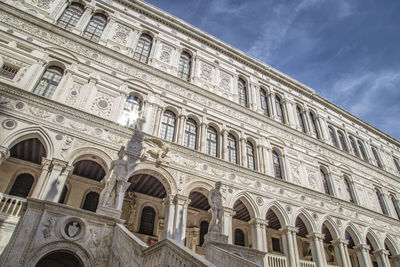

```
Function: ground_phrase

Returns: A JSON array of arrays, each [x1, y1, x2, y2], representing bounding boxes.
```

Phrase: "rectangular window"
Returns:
[[0, 64, 19, 79], [272, 237, 281, 252]]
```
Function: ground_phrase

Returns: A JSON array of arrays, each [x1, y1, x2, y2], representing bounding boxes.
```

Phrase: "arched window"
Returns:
[[337, 131, 349, 152], [357, 140, 368, 161], [238, 78, 248, 107], [134, 34, 153, 64], [83, 13, 107, 41], [82, 191, 99, 212], [183, 119, 197, 149], [227, 134, 237, 164], [390, 195, 400, 220], [36, 251, 83, 267], [120, 93, 142, 128], [58, 185, 68, 204], [393, 157, 400, 173], [234, 228, 245, 246], [73, 160, 105, 181], [309, 112, 320, 139], [57, 2, 84, 29], [246, 141, 255, 170], [199, 221, 209, 246], [206, 126, 218, 157], [344, 176, 356, 203], [349, 136, 360, 157], [260, 89, 270, 116], [328, 127, 339, 148], [159, 110, 176, 142], [33, 66, 64, 98], [296, 106, 306, 133], [371, 146, 383, 168], [320, 168, 332, 195], [272, 150, 282, 179], [178, 52, 191, 81], [275, 96, 285, 123], [8, 173, 34, 198], [375, 188, 389, 215], [139, 206, 156, 236]]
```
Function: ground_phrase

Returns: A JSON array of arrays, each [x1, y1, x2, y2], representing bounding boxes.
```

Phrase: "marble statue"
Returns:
[[208, 181, 223, 233]]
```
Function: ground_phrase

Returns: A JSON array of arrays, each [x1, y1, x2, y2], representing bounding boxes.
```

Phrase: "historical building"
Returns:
[[0, 0, 399, 266]]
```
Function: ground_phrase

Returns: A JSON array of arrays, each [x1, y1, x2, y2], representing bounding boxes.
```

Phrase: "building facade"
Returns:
[[0, 0, 400, 266]]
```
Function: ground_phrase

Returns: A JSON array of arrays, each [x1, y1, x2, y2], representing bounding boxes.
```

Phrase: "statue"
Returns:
[[99, 146, 130, 210], [140, 137, 171, 165], [208, 181, 224, 234]]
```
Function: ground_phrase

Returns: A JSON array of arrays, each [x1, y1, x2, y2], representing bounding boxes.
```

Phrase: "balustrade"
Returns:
[[300, 259, 316, 267], [0, 193, 26, 217], [267, 253, 287, 267]]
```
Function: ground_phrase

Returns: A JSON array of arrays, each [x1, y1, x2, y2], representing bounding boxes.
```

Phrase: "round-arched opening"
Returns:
[[128, 174, 167, 198], [73, 160, 105, 181], [35, 250, 83, 267], [295, 217, 312, 260], [233, 199, 250, 222], [234, 228, 245, 247], [189, 191, 210, 211], [9, 173, 34, 198], [82, 191, 99, 212], [10, 138, 46, 164], [266, 209, 283, 254]]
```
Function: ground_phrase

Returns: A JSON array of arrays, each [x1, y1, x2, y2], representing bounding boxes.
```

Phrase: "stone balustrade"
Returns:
[[0, 193, 26, 217], [207, 246, 260, 267], [300, 259, 316, 267], [267, 253, 287, 267]]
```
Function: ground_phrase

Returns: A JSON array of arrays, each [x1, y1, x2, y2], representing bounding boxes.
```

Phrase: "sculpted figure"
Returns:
[[140, 138, 171, 164], [208, 181, 224, 233], [100, 146, 129, 209]]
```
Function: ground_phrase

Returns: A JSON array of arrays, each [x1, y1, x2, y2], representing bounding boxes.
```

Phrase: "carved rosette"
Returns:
[[112, 24, 131, 45]]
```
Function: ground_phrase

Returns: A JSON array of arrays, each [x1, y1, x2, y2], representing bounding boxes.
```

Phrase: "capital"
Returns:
[[353, 244, 370, 252], [174, 194, 190, 206], [331, 238, 349, 247], [373, 249, 389, 256], [306, 232, 325, 241], [249, 218, 268, 227], [279, 225, 298, 234], [223, 207, 236, 217]]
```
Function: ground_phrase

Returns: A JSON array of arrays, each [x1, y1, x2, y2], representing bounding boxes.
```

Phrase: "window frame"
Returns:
[[183, 118, 198, 149], [57, 2, 84, 29], [272, 150, 283, 179], [238, 78, 248, 107], [134, 33, 153, 64], [83, 12, 107, 42], [178, 51, 192, 81], [246, 141, 255, 170], [296, 105, 306, 133], [159, 110, 176, 142], [227, 133, 238, 164], [33, 65, 64, 98], [206, 126, 218, 157]]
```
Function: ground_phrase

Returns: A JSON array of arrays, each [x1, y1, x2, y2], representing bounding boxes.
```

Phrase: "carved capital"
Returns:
[[174, 194, 190, 206], [279, 225, 298, 234], [373, 249, 389, 256], [306, 232, 325, 241], [41, 158, 52, 170], [51, 159, 68, 171], [331, 238, 348, 247], [249, 218, 268, 227], [353, 244, 370, 252]]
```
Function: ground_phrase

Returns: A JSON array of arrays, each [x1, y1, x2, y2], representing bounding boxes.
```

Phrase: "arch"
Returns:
[[139, 206, 156, 236], [36, 250, 83, 267], [199, 220, 209, 246], [384, 235, 400, 255], [292, 209, 316, 233], [45, 47, 81, 62], [83, 12, 108, 41], [9, 138, 46, 165], [25, 241, 95, 267], [73, 160, 105, 182], [366, 230, 382, 251], [134, 33, 153, 64], [267, 135, 287, 147], [320, 216, 340, 240], [183, 180, 213, 198], [8, 173, 35, 198], [124, 78, 155, 93], [68, 146, 112, 169], [262, 201, 290, 226], [344, 222, 362, 245], [2, 126, 54, 159], [238, 77, 248, 108], [315, 154, 332, 165], [234, 228, 246, 246], [229, 191, 260, 218], [81, 191, 99, 212], [188, 191, 210, 211]]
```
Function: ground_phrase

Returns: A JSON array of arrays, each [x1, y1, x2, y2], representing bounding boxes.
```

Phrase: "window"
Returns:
[[272, 150, 282, 179], [83, 13, 107, 42], [371, 147, 383, 168], [82, 191, 99, 212], [159, 110, 176, 142], [296, 106, 306, 133], [227, 134, 237, 164], [328, 127, 339, 148], [393, 157, 400, 173], [390, 195, 400, 220], [199, 221, 209, 246], [238, 78, 248, 107], [206, 127, 218, 157], [246, 141, 255, 170], [337, 131, 349, 152], [349, 136, 360, 157], [178, 52, 191, 81], [139, 206, 156, 236], [376, 188, 389, 215], [320, 168, 332, 195], [183, 119, 197, 149], [134, 34, 152, 64], [344, 176, 355, 203], [120, 93, 142, 128], [0, 64, 19, 79], [234, 228, 245, 246], [357, 140, 368, 161], [272, 237, 281, 252], [57, 2, 84, 29], [309, 112, 320, 139], [9, 173, 34, 198], [275, 96, 285, 123], [33, 66, 64, 98], [260, 89, 270, 116]]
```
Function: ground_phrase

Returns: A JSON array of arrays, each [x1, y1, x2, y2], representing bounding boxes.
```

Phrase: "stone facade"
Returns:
[[0, 0, 400, 266]]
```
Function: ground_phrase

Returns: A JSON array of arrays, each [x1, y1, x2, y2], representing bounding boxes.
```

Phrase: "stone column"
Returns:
[[31, 158, 52, 199], [279, 226, 299, 267], [266, 91, 273, 117], [39, 159, 69, 202], [173, 194, 190, 244], [249, 218, 268, 251], [152, 106, 163, 136], [374, 249, 390, 267], [200, 122, 207, 153], [240, 137, 246, 167], [222, 207, 235, 244], [331, 238, 350, 267], [162, 195, 175, 239], [307, 232, 326, 267], [177, 114, 187, 144], [257, 145, 265, 173], [354, 244, 373, 267], [221, 129, 228, 161], [0, 146, 9, 166]]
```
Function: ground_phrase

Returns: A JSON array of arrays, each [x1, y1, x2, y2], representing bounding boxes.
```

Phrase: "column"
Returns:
[[331, 238, 350, 267], [173, 194, 190, 244], [0, 146, 9, 166], [354, 244, 373, 267], [279, 226, 299, 267], [240, 137, 246, 167], [177, 114, 187, 144], [221, 129, 228, 161], [373, 249, 390, 267], [307, 232, 326, 267], [222, 207, 235, 244], [266, 91, 273, 118], [40, 159, 69, 202], [31, 158, 52, 199], [199, 123, 207, 153], [257, 145, 265, 173], [249, 218, 268, 251], [162, 194, 175, 239], [152, 106, 163, 136]]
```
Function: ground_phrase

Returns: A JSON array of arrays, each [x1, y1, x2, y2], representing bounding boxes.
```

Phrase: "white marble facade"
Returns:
[[0, 0, 400, 266]]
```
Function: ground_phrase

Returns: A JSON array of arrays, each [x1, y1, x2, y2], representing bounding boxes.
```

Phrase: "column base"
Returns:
[[204, 232, 229, 244], [97, 206, 122, 219]]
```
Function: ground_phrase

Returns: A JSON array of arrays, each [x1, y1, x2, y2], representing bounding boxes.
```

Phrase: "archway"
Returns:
[[35, 250, 83, 267], [233, 199, 252, 247], [295, 216, 312, 261], [385, 237, 398, 266], [366, 233, 379, 267], [322, 222, 337, 265], [265, 208, 284, 255], [345, 227, 360, 267]]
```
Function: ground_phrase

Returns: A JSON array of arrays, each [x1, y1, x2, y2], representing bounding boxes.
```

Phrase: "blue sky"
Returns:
[[145, 0, 400, 141]]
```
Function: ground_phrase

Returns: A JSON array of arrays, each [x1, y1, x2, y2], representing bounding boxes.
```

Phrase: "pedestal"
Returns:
[[204, 231, 229, 244], [97, 206, 123, 218]]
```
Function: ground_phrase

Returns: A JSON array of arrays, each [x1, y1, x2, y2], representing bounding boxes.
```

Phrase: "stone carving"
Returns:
[[99, 146, 130, 209], [32, 0, 54, 10], [208, 181, 223, 234], [92, 95, 112, 117], [125, 191, 137, 231], [160, 44, 172, 63], [42, 217, 55, 238], [65, 221, 81, 238], [29, 106, 50, 118], [65, 83, 81, 105], [200, 62, 212, 82], [60, 136, 73, 159], [219, 72, 231, 91], [113, 24, 131, 45], [140, 138, 171, 165]]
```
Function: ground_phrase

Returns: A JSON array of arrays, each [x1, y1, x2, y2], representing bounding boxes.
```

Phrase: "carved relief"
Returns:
[[140, 138, 171, 165], [91, 95, 113, 117], [65, 83, 81, 105], [219, 71, 232, 91], [160, 44, 173, 63], [29, 106, 51, 118], [31, 0, 55, 10], [113, 24, 131, 45], [200, 62, 212, 82], [60, 136, 73, 160], [42, 216, 55, 239]]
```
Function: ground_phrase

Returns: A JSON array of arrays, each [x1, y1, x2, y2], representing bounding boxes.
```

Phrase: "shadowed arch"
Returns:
[[385, 235, 400, 255], [229, 191, 260, 218], [366, 230, 381, 251], [344, 223, 362, 246], [320, 216, 340, 240], [263, 201, 289, 226], [68, 147, 112, 169], [183, 181, 213, 197], [292, 209, 316, 234]]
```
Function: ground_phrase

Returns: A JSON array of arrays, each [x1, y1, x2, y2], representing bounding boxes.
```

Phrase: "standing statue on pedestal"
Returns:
[[99, 146, 130, 210], [208, 181, 224, 234]]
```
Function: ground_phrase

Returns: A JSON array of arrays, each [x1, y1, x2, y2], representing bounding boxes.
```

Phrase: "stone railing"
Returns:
[[142, 238, 214, 267], [300, 259, 316, 267], [0, 193, 25, 217], [267, 253, 287, 267], [206, 242, 266, 266], [206, 245, 260, 267]]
